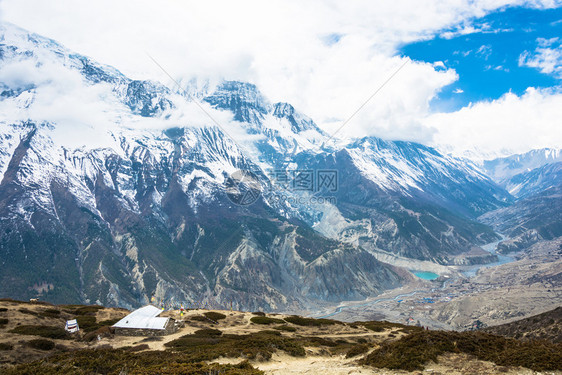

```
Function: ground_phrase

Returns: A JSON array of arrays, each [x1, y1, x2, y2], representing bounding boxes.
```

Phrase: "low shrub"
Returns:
[[204, 312, 227, 321], [3, 348, 264, 374], [165, 330, 306, 361], [252, 311, 265, 316], [0, 308, 8, 312], [273, 325, 297, 332], [304, 336, 338, 347], [76, 316, 98, 332], [98, 318, 120, 326], [194, 328, 223, 337], [40, 308, 61, 318], [256, 330, 281, 336], [0, 298, 20, 303], [0, 318, 8, 325], [27, 339, 55, 351], [362, 330, 562, 372], [125, 344, 150, 352], [346, 343, 369, 358], [10, 325, 69, 340], [83, 326, 114, 342], [250, 316, 285, 325], [75, 316, 117, 333], [18, 308, 39, 316], [74, 305, 104, 315], [0, 342, 13, 350]]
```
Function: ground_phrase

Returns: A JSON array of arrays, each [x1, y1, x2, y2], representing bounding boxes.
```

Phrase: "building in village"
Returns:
[[112, 305, 179, 336]]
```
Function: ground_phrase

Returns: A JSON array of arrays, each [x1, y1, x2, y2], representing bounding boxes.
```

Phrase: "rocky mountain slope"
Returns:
[[480, 185, 562, 253], [500, 161, 562, 199], [483, 149, 562, 198], [0, 22, 514, 309], [479, 148, 562, 253]]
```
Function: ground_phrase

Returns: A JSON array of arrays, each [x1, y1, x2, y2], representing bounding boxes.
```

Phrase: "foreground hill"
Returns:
[[484, 306, 562, 343], [0, 299, 561, 374]]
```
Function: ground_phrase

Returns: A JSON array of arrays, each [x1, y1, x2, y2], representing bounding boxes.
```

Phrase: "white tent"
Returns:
[[112, 305, 170, 330]]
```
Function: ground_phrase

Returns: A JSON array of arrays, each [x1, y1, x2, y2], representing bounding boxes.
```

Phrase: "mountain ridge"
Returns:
[[0, 22, 516, 310]]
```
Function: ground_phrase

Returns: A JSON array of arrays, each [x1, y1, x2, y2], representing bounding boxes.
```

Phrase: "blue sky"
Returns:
[[401, 6, 562, 112]]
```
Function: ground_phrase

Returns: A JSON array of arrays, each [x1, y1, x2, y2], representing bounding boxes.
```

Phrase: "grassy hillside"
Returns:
[[1, 299, 561, 374]]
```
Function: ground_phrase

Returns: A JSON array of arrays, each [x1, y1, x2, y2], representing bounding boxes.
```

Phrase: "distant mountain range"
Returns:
[[483, 149, 562, 198], [0, 22, 559, 310], [480, 184, 562, 253], [479, 149, 562, 253]]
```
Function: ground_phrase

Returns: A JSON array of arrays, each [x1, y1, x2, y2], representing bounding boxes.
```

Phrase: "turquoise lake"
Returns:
[[413, 271, 439, 280]]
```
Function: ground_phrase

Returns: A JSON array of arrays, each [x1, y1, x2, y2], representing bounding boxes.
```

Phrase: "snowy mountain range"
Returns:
[[0, 22, 558, 310], [483, 149, 562, 198]]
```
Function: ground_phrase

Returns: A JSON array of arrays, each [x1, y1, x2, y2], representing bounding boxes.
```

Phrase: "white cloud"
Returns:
[[426, 87, 562, 158], [537, 36, 559, 46], [441, 23, 492, 39], [519, 37, 562, 78], [0, 54, 125, 149], [0, 50, 260, 153], [1, 0, 561, 155], [476, 44, 493, 59]]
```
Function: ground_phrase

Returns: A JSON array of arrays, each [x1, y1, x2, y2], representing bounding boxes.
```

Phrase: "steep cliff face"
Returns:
[[499, 162, 562, 199], [0, 23, 511, 309], [291, 140, 508, 263]]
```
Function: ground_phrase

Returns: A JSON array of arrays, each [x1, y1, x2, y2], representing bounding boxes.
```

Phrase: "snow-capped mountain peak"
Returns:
[[0, 23, 516, 309]]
